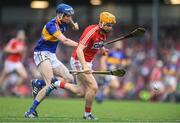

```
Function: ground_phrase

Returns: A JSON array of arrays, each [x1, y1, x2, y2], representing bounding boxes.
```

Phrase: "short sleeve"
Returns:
[[79, 26, 97, 46], [8, 39, 17, 49], [46, 22, 62, 37]]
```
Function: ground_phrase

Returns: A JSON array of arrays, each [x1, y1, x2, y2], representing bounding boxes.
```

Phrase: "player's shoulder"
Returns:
[[87, 24, 98, 28], [8, 38, 17, 44], [108, 50, 119, 56], [83, 24, 99, 35], [45, 18, 56, 27], [46, 17, 67, 28], [6, 38, 18, 47], [85, 24, 99, 31]]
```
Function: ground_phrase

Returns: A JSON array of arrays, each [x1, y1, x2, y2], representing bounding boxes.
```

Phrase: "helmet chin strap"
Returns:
[[99, 22, 110, 33], [99, 22, 104, 28], [57, 13, 64, 21]]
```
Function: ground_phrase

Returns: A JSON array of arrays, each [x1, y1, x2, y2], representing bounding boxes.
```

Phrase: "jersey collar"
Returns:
[[56, 17, 62, 25]]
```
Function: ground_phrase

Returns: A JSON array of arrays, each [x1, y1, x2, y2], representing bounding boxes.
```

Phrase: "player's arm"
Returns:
[[21, 44, 27, 61], [100, 55, 108, 71], [76, 26, 95, 72], [76, 44, 91, 72], [4, 43, 13, 53], [69, 19, 79, 30], [100, 46, 109, 56], [99, 46, 109, 70], [56, 34, 78, 47], [47, 23, 78, 47], [4, 41, 19, 53]]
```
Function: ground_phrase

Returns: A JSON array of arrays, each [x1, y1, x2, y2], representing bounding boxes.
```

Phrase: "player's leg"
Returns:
[[31, 79, 46, 98], [0, 68, 8, 86], [70, 57, 98, 120], [52, 61, 85, 96], [77, 73, 98, 120], [96, 76, 119, 103], [31, 52, 53, 98], [104, 76, 119, 96], [95, 77, 107, 103], [15, 63, 27, 86], [13, 63, 28, 95], [31, 54, 85, 97], [35, 59, 55, 100], [25, 59, 55, 118], [0, 61, 13, 93], [0, 68, 9, 94]]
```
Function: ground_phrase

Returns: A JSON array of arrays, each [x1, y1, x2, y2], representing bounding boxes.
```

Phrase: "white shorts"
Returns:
[[4, 60, 23, 73], [105, 75, 117, 82], [34, 51, 61, 68], [150, 81, 164, 91], [70, 57, 93, 70]]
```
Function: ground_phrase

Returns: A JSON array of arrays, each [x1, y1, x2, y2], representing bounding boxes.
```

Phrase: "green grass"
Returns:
[[0, 97, 180, 122]]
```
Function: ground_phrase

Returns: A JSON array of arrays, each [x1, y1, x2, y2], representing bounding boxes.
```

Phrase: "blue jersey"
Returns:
[[34, 17, 68, 53], [106, 50, 126, 69]]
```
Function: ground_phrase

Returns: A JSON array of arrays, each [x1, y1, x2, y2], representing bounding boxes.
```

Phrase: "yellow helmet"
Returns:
[[99, 12, 116, 24]]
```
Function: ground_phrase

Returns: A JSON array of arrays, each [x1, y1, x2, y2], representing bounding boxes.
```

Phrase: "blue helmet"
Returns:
[[56, 3, 74, 15]]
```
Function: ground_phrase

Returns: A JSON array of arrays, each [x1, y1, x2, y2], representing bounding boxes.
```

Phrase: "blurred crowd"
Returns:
[[0, 23, 179, 102]]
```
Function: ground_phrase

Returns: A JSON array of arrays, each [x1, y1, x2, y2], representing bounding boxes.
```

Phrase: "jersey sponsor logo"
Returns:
[[92, 41, 103, 49]]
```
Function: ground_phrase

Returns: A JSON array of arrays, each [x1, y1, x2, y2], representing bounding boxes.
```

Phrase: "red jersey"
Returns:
[[72, 24, 108, 62], [151, 67, 162, 81], [6, 39, 25, 62]]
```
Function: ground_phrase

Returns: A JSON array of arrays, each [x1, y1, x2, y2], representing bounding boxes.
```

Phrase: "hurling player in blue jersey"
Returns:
[[96, 42, 129, 103], [24, 3, 82, 118]]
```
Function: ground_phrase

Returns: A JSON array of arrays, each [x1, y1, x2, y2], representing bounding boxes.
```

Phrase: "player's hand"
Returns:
[[72, 22, 79, 30], [83, 65, 92, 74], [100, 47, 109, 56]]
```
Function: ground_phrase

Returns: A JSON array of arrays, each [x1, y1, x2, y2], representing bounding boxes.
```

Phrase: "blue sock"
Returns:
[[30, 99, 39, 112], [36, 79, 46, 88]]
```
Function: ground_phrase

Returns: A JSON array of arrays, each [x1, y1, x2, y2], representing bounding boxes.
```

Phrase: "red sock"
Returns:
[[59, 81, 66, 89], [85, 107, 91, 113]]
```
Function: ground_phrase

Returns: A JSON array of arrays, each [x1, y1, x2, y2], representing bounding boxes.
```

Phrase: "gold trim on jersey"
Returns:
[[107, 57, 122, 65], [42, 21, 62, 42], [107, 57, 129, 66]]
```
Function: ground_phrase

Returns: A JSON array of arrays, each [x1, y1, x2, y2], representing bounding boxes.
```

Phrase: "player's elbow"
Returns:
[[4, 46, 10, 52], [76, 47, 81, 53], [76, 45, 84, 53], [76, 48, 83, 58]]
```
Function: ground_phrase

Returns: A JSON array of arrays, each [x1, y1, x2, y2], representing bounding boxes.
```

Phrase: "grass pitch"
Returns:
[[0, 97, 180, 122]]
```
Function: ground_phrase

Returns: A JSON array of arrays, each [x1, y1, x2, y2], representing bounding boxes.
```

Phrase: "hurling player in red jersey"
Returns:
[[0, 30, 27, 95], [70, 12, 116, 120]]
